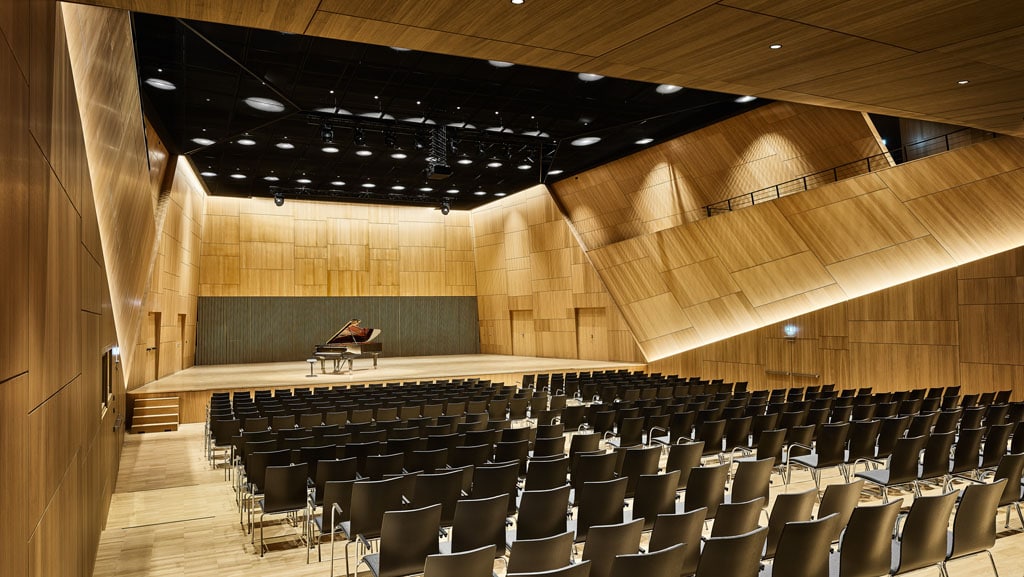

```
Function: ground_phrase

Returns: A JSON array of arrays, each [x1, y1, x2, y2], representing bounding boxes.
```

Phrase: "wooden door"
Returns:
[[576, 308, 608, 360], [146, 311, 161, 382], [511, 310, 536, 357]]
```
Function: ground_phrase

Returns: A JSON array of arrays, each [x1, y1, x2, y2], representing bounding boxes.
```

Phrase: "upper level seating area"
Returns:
[[204, 372, 1024, 576]]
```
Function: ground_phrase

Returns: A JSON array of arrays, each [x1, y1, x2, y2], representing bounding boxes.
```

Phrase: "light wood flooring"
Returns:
[[93, 424, 1024, 577]]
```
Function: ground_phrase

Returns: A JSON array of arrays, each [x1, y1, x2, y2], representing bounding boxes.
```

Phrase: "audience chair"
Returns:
[[764, 488, 817, 560], [816, 479, 864, 543], [359, 503, 442, 577], [889, 490, 958, 575], [609, 542, 686, 577], [693, 526, 767, 577], [580, 518, 644, 577], [254, 463, 309, 558], [506, 531, 575, 574], [855, 435, 927, 503], [571, 477, 627, 543], [665, 441, 705, 492], [507, 484, 571, 546], [647, 507, 706, 577], [471, 460, 521, 516], [758, 513, 839, 577], [709, 496, 764, 538], [507, 560, 591, 577], [626, 471, 681, 531], [942, 479, 1007, 577], [332, 476, 405, 577], [827, 498, 902, 577], [423, 545, 496, 577], [444, 494, 509, 557], [682, 463, 729, 519]]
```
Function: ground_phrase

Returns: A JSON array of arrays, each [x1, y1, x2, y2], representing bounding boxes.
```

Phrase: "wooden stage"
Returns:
[[130, 354, 645, 424]]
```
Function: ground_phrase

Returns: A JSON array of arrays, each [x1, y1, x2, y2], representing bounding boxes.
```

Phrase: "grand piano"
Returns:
[[313, 319, 383, 373]]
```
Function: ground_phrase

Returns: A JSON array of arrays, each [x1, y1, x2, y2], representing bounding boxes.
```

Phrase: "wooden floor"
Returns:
[[93, 424, 1024, 577]]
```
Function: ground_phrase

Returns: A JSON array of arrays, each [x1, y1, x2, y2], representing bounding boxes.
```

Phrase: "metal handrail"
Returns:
[[702, 128, 997, 217]]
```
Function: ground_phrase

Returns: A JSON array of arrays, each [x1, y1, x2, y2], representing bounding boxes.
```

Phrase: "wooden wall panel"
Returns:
[[200, 197, 475, 298], [470, 186, 643, 363], [554, 103, 883, 249]]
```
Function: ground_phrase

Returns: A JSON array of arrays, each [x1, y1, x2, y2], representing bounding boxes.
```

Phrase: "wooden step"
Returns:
[[131, 422, 179, 434], [134, 396, 179, 408], [133, 412, 180, 426], [134, 404, 179, 417]]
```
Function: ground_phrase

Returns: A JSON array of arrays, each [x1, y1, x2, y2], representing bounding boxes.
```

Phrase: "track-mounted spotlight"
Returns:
[[273, 192, 285, 207], [320, 124, 334, 143], [353, 127, 366, 147], [440, 199, 451, 215]]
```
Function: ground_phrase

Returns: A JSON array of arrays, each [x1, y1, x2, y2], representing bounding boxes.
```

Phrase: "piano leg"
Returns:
[[371, 353, 379, 369], [331, 357, 342, 373], [318, 357, 327, 374], [346, 358, 354, 373]]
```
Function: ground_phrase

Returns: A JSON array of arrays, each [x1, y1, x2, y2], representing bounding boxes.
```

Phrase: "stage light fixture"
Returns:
[[320, 124, 334, 143], [353, 127, 366, 146], [273, 192, 285, 207], [440, 199, 451, 215]]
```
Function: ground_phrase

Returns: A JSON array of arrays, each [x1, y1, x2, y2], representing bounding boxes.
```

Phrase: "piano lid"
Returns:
[[326, 319, 381, 344]]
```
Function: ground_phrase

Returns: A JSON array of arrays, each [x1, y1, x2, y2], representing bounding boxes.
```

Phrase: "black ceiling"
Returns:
[[133, 13, 766, 210]]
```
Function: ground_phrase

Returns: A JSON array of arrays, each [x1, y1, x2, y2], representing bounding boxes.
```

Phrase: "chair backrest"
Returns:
[[423, 544, 496, 577], [609, 542, 686, 577], [665, 441, 704, 490], [817, 479, 864, 542], [495, 439, 530, 476], [950, 428, 986, 475], [814, 422, 851, 467], [377, 504, 442, 577], [932, 408, 962, 434], [648, 507, 706, 577], [730, 457, 773, 503], [949, 479, 1007, 560], [684, 463, 729, 518], [364, 452, 406, 480], [471, 461, 520, 515], [919, 431, 955, 480], [845, 420, 880, 464], [247, 449, 291, 492], [771, 513, 839, 577], [906, 412, 937, 438], [694, 526, 768, 577], [616, 445, 662, 497], [575, 477, 627, 541], [322, 479, 355, 530], [452, 494, 508, 557], [508, 561, 591, 577], [764, 487, 817, 559], [411, 468, 463, 527], [262, 463, 309, 513], [525, 456, 569, 491], [991, 452, 1024, 506], [696, 419, 726, 454], [313, 457, 358, 505], [571, 451, 618, 495], [581, 518, 644, 577], [893, 490, 957, 574], [836, 499, 903, 577], [533, 436, 567, 458], [630, 471, 681, 531], [981, 423, 1013, 469], [710, 496, 764, 538], [875, 415, 911, 459], [754, 428, 786, 465], [507, 531, 575, 574], [349, 476, 406, 541], [616, 417, 646, 447], [887, 435, 928, 484], [516, 484, 571, 540]]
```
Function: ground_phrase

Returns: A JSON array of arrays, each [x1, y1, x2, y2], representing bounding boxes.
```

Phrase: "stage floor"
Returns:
[[134, 354, 645, 395]]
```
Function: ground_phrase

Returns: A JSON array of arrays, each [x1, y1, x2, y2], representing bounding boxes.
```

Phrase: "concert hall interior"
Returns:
[[3, 2, 1024, 577]]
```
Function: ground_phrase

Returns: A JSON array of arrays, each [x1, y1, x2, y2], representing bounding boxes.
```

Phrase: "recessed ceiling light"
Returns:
[[243, 96, 286, 112], [144, 78, 176, 90], [322, 146, 340, 153], [769, 43, 783, 50], [494, 192, 507, 197], [296, 178, 312, 184], [264, 176, 279, 182], [275, 141, 295, 150], [200, 171, 217, 177], [489, 60, 515, 68], [390, 152, 408, 159], [331, 180, 345, 186], [446, 188, 459, 194], [361, 183, 376, 188], [522, 130, 550, 137], [191, 137, 215, 146], [391, 185, 406, 191], [656, 84, 683, 94], [457, 158, 473, 165], [419, 186, 433, 192], [635, 138, 654, 145], [548, 169, 564, 176], [230, 173, 246, 180], [511, 0, 524, 4], [390, 46, 412, 52], [517, 163, 532, 170], [474, 190, 487, 196], [355, 149, 373, 157], [578, 73, 604, 82], [314, 107, 352, 115], [237, 138, 256, 146], [735, 95, 757, 103], [487, 161, 503, 168], [957, 79, 970, 85], [571, 136, 601, 147]]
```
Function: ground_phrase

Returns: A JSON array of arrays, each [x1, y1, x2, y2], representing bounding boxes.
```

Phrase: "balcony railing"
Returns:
[[702, 128, 997, 218]]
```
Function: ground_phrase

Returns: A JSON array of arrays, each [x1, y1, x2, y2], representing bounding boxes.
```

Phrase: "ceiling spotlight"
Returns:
[[511, 0, 525, 4], [487, 161, 503, 168], [489, 60, 515, 68], [419, 186, 433, 192], [352, 127, 366, 146], [355, 149, 373, 157], [446, 188, 459, 194], [275, 141, 295, 150], [578, 73, 604, 82], [264, 176, 279, 182], [331, 180, 345, 186], [735, 95, 757, 103], [391, 184, 406, 191], [200, 171, 217, 177], [473, 190, 487, 196], [571, 136, 601, 147], [457, 158, 473, 165], [273, 192, 284, 207], [548, 169, 564, 176], [391, 152, 408, 159], [296, 178, 312, 184], [517, 163, 532, 170], [494, 192, 507, 197], [440, 199, 451, 215], [237, 138, 256, 146], [635, 138, 654, 145], [322, 145, 340, 153], [957, 79, 970, 85], [191, 137, 216, 146], [361, 183, 376, 188], [230, 173, 246, 180], [144, 78, 176, 91], [321, 124, 335, 143], [243, 96, 285, 112], [655, 84, 683, 94], [769, 43, 783, 50]]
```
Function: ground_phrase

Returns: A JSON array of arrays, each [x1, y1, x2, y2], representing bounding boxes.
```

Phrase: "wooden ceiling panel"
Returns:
[[877, 138, 1024, 202], [73, 0, 322, 33], [315, 0, 717, 57], [936, 25, 1024, 72], [721, 0, 1024, 53], [599, 5, 913, 92]]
